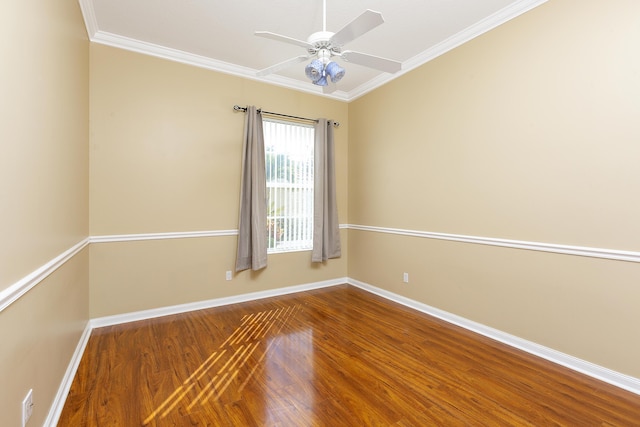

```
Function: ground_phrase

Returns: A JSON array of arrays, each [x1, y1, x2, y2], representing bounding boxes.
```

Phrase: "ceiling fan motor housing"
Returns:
[[307, 31, 342, 58]]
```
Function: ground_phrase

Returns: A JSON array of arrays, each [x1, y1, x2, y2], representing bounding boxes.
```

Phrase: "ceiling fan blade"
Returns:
[[256, 55, 309, 77], [341, 50, 401, 74], [330, 10, 384, 47], [255, 31, 314, 50]]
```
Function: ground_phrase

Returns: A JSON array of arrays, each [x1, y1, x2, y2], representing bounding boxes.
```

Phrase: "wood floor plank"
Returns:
[[58, 285, 640, 426]]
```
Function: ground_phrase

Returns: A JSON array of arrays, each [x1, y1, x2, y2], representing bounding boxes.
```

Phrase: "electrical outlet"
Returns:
[[22, 389, 33, 427], [403, 272, 409, 283], [225, 270, 232, 281]]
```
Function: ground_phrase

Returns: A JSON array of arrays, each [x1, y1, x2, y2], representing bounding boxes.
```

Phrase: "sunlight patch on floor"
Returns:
[[143, 304, 302, 424]]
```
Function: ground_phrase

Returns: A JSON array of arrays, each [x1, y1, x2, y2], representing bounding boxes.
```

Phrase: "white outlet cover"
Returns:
[[22, 389, 33, 426]]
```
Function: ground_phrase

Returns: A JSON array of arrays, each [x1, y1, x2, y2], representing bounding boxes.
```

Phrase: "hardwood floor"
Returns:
[[58, 285, 640, 426]]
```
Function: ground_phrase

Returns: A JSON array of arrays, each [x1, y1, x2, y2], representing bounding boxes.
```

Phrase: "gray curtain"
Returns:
[[312, 119, 341, 262], [235, 106, 267, 272]]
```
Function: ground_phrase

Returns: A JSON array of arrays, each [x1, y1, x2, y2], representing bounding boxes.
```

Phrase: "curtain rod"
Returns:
[[233, 105, 340, 128]]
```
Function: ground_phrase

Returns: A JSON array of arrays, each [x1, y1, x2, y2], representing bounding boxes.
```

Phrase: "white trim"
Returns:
[[403, 0, 547, 74], [44, 322, 92, 427], [78, 0, 98, 39], [2, 228, 349, 310], [9, 219, 639, 422], [45, 278, 640, 423], [90, 31, 331, 99], [349, 0, 548, 101], [5, 221, 635, 313], [92, 226, 346, 243], [347, 278, 640, 396], [45, 278, 343, 423], [347, 224, 640, 263], [92, 224, 640, 263], [88, 31, 353, 102], [0, 239, 90, 313], [90, 229, 238, 244], [79, 0, 547, 102], [90, 277, 347, 328]]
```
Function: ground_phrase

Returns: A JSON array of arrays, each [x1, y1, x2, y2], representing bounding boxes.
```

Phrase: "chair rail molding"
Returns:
[[5, 223, 637, 313], [346, 224, 640, 264], [0, 238, 90, 313], [90, 229, 238, 243]]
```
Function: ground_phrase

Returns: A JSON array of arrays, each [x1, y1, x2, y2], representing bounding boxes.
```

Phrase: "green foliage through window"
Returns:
[[263, 119, 314, 252]]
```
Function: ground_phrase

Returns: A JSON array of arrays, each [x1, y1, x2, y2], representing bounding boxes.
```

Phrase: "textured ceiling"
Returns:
[[79, 0, 547, 101]]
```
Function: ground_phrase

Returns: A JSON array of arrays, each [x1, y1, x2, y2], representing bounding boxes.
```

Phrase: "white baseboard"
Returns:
[[46, 278, 345, 425], [90, 277, 347, 328], [44, 321, 92, 427], [347, 278, 640, 396], [48, 276, 640, 425]]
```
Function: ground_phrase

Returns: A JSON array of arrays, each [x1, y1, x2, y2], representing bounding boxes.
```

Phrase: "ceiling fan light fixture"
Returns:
[[313, 75, 329, 86], [325, 61, 345, 83], [305, 59, 325, 82]]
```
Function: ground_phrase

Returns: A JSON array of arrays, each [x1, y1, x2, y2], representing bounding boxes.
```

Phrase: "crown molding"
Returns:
[[87, 30, 348, 101], [403, 0, 548, 74], [349, 0, 548, 101], [79, 0, 547, 102], [78, 0, 98, 39]]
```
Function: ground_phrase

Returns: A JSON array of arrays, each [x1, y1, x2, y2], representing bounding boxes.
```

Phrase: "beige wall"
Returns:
[[348, 0, 640, 377], [3, 1, 640, 423], [0, 0, 89, 425], [0, 250, 89, 426], [89, 45, 348, 317]]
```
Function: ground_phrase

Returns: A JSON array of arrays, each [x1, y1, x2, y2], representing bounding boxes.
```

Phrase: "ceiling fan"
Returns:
[[255, 0, 401, 91]]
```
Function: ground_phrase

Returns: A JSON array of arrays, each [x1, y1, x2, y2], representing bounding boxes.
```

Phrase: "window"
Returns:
[[263, 119, 314, 253]]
